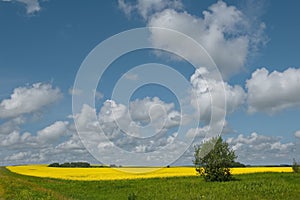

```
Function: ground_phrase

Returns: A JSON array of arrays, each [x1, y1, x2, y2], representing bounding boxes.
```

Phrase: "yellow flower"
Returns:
[[6, 165, 292, 181]]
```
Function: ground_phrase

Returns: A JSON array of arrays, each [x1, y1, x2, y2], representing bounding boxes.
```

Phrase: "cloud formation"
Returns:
[[147, 1, 265, 79], [2, 0, 41, 14], [118, 0, 183, 20], [0, 118, 94, 165], [123, 72, 139, 81], [246, 68, 300, 114], [295, 130, 300, 138], [72, 99, 187, 165], [190, 68, 246, 123], [227, 132, 296, 165], [37, 121, 69, 143], [0, 83, 62, 119]]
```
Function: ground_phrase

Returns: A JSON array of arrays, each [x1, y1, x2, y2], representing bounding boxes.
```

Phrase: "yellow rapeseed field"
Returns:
[[6, 165, 292, 181]]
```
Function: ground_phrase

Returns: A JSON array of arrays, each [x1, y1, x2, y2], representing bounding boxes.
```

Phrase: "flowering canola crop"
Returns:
[[6, 165, 292, 181]]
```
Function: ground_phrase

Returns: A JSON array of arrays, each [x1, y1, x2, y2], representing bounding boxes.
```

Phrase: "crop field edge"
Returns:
[[1, 166, 300, 200]]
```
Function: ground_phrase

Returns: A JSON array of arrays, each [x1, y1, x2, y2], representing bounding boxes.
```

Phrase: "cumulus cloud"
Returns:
[[147, 1, 267, 78], [73, 104, 99, 133], [295, 130, 300, 138], [0, 83, 62, 119], [68, 87, 83, 96], [4, 151, 31, 161], [0, 119, 96, 165], [71, 100, 188, 165], [95, 97, 182, 139], [2, 0, 41, 14], [190, 68, 246, 123], [129, 97, 175, 123], [0, 117, 25, 135], [0, 131, 21, 146], [123, 72, 139, 81], [55, 133, 85, 151], [37, 121, 69, 143], [227, 132, 296, 165], [69, 88, 103, 102], [0, 121, 69, 149], [186, 120, 234, 140], [0, 130, 32, 147], [246, 68, 300, 114], [94, 91, 104, 100], [118, 0, 183, 20]]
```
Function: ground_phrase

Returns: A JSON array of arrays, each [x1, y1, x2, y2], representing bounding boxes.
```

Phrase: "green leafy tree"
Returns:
[[48, 162, 60, 167], [292, 158, 300, 173], [194, 137, 236, 182]]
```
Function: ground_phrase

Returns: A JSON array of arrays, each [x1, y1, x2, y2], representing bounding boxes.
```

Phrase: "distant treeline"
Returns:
[[48, 162, 91, 168], [250, 164, 291, 167], [48, 162, 122, 168], [229, 161, 246, 168], [48, 162, 247, 168]]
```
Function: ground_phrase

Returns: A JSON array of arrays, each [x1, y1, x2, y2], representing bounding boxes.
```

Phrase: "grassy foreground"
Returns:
[[1, 167, 300, 200]]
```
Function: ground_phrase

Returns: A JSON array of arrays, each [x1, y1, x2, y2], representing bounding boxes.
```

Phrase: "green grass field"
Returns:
[[0, 167, 300, 200]]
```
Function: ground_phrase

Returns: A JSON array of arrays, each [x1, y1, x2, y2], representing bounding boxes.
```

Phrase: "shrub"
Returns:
[[292, 159, 300, 173], [128, 192, 137, 200], [194, 137, 236, 182]]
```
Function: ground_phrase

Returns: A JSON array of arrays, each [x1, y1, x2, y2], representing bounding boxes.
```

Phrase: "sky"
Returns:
[[0, 0, 299, 166]]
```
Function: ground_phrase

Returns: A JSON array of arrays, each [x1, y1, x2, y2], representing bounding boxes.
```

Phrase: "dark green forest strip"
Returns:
[[1, 167, 300, 200]]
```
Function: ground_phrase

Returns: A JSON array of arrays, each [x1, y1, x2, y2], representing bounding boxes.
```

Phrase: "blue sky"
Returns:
[[0, 0, 299, 166]]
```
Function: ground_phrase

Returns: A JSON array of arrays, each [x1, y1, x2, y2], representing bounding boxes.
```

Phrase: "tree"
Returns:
[[292, 158, 300, 173], [194, 137, 236, 182], [48, 162, 91, 168], [48, 162, 60, 167]]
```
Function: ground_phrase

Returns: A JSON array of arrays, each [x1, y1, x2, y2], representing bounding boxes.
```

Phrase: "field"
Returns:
[[1, 166, 300, 199], [6, 165, 293, 180]]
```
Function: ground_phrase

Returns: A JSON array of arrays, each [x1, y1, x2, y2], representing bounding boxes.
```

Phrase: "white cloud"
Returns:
[[4, 151, 31, 161], [1, 102, 297, 166], [129, 97, 174, 123], [246, 68, 300, 114], [0, 130, 33, 148], [295, 130, 300, 138], [71, 97, 189, 165], [95, 97, 182, 138], [118, 0, 133, 17], [0, 131, 21, 146], [2, 0, 41, 14], [68, 87, 83, 96], [123, 72, 139, 81], [186, 120, 233, 140], [73, 104, 100, 134], [37, 121, 69, 143], [186, 127, 207, 139], [0, 120, 96, 165], [147, 1, 266, 78], [99, 100, 127, 123], [190, 68, 246, 123], [0, 83, 62, 119], [227, 132, 296, 165], [0, 117, 25, 135], [3, 149, 46, 164], [55, 134, 85, 151], [118, 0, 183, 20], [69, 88, 103, 101], [94, 90, 104, 100]]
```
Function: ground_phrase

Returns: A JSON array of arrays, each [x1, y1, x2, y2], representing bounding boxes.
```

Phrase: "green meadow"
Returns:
[[0, 167, 300, 200]]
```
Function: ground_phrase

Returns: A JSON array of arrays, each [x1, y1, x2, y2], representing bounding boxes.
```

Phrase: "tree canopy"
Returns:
[[194, 137, 236, 182]]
